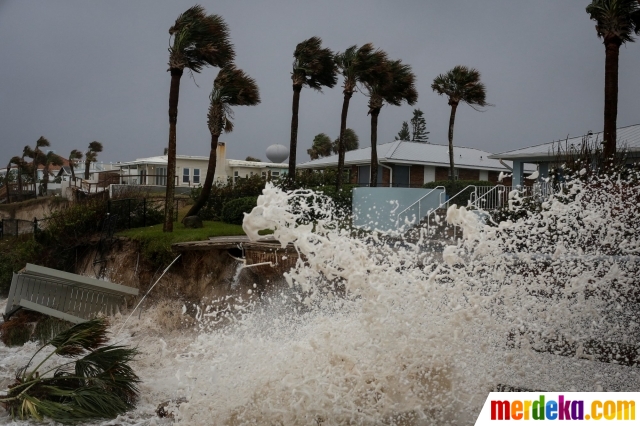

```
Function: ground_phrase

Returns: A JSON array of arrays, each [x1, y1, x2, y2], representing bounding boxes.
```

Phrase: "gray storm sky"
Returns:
[[1, 0, 639, 168]]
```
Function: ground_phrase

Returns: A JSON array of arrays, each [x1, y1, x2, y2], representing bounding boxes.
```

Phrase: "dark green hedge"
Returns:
[[191, 175, 266, 221], [221, 196, 259, 225]]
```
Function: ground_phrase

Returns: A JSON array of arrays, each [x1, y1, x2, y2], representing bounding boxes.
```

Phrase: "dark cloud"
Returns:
[[1, 0, 639, 167]]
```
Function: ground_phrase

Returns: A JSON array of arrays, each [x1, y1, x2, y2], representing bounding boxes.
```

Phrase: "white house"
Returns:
[[115, 142, 287, 190]]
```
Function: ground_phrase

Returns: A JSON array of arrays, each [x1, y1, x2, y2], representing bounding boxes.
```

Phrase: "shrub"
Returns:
[[0, 237, 43, 296], [192, 175, 266, 220], [314, 184, 355, 214], [221, 196, 258, 225]]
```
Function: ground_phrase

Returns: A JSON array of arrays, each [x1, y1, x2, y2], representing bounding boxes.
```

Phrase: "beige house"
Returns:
[[116, 142, 287, 189]]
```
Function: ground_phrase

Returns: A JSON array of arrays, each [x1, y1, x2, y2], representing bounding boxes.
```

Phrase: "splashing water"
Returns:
[[230, 261, 245, 289], [1, 171, 639, 425]]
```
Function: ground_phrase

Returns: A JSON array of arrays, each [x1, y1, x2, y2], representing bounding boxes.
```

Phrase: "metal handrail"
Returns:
[[396, 186, 446, 227], [469, 185, 506, 210], [423, 185, 478, 240]]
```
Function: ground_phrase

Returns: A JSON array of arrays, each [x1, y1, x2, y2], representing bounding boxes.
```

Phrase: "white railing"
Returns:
[[422, 185, 480, 240], [396, 186, 446, 228], [469, 185, 506, 210]]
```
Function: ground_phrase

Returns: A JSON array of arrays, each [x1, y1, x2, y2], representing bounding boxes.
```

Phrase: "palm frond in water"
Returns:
[[0, 317, 140, 424]]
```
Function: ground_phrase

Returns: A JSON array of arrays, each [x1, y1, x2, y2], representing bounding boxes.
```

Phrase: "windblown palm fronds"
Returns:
[[185, 65, 261, 218], [586, 0, 640, 158], [432, 65, 491, 180], [0, 318, 140, 424], [334, 43, 388, 189], [288, 36, 337, 181]]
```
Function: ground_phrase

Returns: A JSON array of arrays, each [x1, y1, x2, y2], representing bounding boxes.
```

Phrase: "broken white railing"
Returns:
[[4, 263, 138, 324]]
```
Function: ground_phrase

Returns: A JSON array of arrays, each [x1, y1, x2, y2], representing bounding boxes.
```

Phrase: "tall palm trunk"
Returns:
[[16, 164, 23, 201], [185, 133, 219, 218], [370, 108, 381, 187], [335, 91, 353, 190], [603, 40, 620, 159], [4, 161, 11, 203], [33, 158, 38, 198], [288, 85, 302, 182], [70, 163, 76, 183], [84, 159, 91, 180], [43, 164, 50, 194], [447, 102, 458, 181], [164, 68, 183, 232]]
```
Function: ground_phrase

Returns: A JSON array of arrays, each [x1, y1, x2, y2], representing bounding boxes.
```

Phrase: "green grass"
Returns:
[[117, 221, 249, 268], [118, 220, 246, 242]]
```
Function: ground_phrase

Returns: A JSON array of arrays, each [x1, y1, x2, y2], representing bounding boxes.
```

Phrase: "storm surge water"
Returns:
[[1, 169, 638, 425], [171, 170, 638, 425]]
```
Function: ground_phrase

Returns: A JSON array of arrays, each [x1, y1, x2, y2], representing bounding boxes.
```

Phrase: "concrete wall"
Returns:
[[352, 187, 445, 233]]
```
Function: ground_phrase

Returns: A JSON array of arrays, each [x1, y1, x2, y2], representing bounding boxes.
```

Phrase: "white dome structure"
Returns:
[[266, 144, 289, 163]]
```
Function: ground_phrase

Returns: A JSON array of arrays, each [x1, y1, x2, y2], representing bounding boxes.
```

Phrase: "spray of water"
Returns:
[[1, 169, 638, 425]]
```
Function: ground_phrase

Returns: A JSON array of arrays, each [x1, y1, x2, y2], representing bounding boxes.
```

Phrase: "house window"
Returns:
[[183, 168, 190, 183], [271, 171, 280, 177], [262, 171, 267, 179], [156, 167, 167, 186], [193, 169, 200, 184], [357, 165, 383, 186], [392, 165, 410, 187], [448, 168, 459, 180], [234, 171, 239, 183]]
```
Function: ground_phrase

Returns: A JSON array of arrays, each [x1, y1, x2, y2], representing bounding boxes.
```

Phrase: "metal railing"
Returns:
[[396, 186, 446, 228], [469, 185, 507, 210], [5, 263, 138, 323], [0, 183, 37, 203], [118, 174, 179, 186], [421, 185, 479, 240], [107, 197, 176, 231], [0, 218, 42, 238]]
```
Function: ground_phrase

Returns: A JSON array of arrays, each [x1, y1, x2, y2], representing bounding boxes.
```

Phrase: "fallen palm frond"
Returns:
[[0, 317, 140, 423]]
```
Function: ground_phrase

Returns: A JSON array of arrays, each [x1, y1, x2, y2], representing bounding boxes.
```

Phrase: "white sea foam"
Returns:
[[1, 170, 638, 425]]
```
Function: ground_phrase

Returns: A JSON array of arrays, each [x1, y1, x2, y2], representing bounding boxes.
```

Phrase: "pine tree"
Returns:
[[395, 121, 411, 140], [410, 108, 429, 143]]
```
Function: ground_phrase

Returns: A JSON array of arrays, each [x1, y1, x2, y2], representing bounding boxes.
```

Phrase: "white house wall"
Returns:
[[175, 156, 227, 187]]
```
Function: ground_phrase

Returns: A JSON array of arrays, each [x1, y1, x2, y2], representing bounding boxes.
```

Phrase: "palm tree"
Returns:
[[84, 141, 103, 180], [332, 128, 359, 154], [0, 318, 140, 423], [33, 137, 51, 198], [586, 0, 640, 158], [22, 145, 38, 199], [334, 44, 388, 189], [185, 65, 261, 218], [164, 5, 235, 232], [68, 149, 83, 182], [289, 37, 337, 181], [362, 59, 418, 187], [20, 145, 35, 199], [308, 133, 333, 160], [5, 157, 21, 203], [41, 152, 64, 194], [10, 156, 28, 202], [431, 66, 490, 181]]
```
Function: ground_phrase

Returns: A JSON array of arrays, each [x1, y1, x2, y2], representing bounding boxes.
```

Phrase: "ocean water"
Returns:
[[1, 173, 638, 425]]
